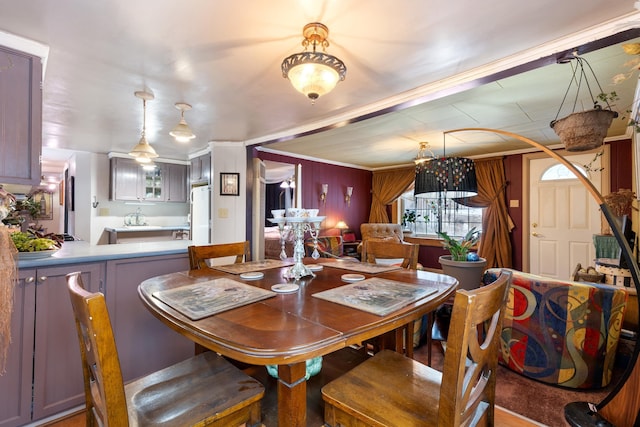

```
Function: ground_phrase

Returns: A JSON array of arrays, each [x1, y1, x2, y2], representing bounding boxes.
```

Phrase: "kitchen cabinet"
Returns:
[[105, 253, 193, 382], [164, 163, 188, 202], [110, 158, 187, 202], [190, 153, 211, 184], [0, 45, 42, 186], [0, 263, 103, 427]]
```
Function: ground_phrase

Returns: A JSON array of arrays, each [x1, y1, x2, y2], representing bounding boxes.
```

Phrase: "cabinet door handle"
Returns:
[[38, 276, 48, 282], [25, 276, 35, 283]]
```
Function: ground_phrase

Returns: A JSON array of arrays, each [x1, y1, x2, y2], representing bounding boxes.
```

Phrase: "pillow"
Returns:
[[343, 232, 356, 243]]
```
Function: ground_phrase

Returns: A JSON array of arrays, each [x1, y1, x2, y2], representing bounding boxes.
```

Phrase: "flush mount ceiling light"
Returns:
[[281, 22, 347, 102], [128, 90, 158, 164], [170, 102, 196, 143]]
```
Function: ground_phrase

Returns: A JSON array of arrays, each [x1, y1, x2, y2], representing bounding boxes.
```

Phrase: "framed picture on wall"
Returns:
[[220, 172, 240, 196]]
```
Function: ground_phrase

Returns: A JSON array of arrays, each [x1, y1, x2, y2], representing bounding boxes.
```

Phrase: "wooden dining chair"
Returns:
[[360, 240, 424, 358], [361, 240, 419, 269], [66, 272, 265, 427], [188, 240, 250, 270], [322, 269, 511, 427]]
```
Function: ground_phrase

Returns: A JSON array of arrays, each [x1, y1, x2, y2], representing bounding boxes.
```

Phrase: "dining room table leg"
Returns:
[[277, 361, 308, 427]]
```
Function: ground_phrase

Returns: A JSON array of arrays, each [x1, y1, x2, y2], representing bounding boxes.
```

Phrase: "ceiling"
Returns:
[[2, 0, 640, 173]]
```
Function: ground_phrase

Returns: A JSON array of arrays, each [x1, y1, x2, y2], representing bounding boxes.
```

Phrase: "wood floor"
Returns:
[[44, 346, 543, 427]]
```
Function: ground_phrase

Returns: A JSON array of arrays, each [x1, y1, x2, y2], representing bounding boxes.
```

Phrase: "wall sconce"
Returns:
[[345, 186, 353, 206], [92, 196, 99, 209], [320, 183, 328, 204]]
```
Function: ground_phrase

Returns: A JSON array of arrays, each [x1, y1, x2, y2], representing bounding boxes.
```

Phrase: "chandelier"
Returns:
[[414, 135, 477, 198], [414, 142, 435, 165], [128, 91, 158, 164], [281, 22, 347, 102]]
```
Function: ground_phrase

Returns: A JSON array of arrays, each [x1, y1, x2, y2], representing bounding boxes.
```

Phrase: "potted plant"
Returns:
[[437, 227, 487, 290], [401, 209, 418, 233]]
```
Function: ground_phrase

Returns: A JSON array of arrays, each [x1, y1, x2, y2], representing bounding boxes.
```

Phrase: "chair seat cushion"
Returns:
[[322, 349, 442, 426], [125, 351, 264, 425]]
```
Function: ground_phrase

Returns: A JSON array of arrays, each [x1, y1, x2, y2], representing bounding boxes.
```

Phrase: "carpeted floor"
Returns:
[[412, 336, 629, 427]]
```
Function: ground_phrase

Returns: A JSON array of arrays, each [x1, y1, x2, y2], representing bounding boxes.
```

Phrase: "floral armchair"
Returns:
[[482, 268, 628, 389]]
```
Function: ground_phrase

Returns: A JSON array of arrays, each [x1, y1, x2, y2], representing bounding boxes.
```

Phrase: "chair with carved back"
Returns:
[[361, 240, 423, 358], [188, 241, 250, 270], [361, 240, 419, 269], [322, 269, 512, 427], [66, 272, 265, 427]]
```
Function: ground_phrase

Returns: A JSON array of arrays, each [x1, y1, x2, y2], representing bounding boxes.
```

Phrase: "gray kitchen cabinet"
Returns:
[[164, 163, 188, 202], [0, 263, 104, 427], [0, 45, 42, 186], [190, 153, 211, 184], [111, 158, 188, 202], [105, 253, 193, 382], [110, 157, 163, 201], [110, 157, 143, 201]]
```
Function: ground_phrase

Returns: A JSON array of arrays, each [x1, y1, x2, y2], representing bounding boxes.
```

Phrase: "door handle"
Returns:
[[532, 232, 540, 237]]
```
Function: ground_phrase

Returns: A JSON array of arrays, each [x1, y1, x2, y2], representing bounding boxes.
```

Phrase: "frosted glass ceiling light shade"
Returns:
[[282, 22, 346, 102], [129, 91, 159, 163], [170, 102, 196, 142]]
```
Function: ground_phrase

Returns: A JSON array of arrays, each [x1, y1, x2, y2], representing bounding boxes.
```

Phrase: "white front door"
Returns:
[[526, 149, 606, 279]]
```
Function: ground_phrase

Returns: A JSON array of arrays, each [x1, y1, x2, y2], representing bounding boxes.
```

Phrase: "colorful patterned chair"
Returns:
[[482, 268, 628, 389], [304, 236, 351, 259]]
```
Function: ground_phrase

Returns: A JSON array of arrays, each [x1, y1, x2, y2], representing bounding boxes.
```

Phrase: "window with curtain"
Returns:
[[399, 189, 484, 238]]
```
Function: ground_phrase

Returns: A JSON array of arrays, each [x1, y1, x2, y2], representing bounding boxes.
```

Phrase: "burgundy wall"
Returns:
[[251, 139, 632, 270], [256, 151, 372, 239]]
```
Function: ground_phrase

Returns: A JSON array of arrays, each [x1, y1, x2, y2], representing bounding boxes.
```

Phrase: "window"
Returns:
[[400, 190, 484, 238]]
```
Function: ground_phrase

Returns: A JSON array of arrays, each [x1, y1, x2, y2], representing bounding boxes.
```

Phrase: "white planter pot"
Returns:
[[438, 255, 487, 291]]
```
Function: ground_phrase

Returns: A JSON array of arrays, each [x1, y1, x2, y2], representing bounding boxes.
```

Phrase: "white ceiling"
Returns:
[[1, 0, 640, 172]]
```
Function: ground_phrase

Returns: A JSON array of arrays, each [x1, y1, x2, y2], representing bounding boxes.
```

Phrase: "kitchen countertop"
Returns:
[[17, 240, 192, 269], [104, 225, 190, 232]]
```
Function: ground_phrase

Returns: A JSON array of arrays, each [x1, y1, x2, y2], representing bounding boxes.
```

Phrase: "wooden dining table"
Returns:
[[137, 259, 458, 427]]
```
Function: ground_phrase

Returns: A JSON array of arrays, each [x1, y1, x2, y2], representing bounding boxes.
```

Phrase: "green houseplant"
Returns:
[[437, 227, 480, 261], [437, 227, 487, 290]]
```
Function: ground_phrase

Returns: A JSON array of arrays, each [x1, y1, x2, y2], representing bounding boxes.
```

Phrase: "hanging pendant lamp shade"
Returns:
[[170, 102, 196, 142], [282, 22, 347, 102], [129, 91, 159, 163], [414, 137, 477, 198]]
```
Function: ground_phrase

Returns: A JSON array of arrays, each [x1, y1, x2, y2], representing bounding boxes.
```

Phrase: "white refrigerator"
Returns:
[[190, 185, 211, 245]]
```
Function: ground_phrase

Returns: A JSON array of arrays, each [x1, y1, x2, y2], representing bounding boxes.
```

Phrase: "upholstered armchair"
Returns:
[[482, 268, 628, 389], [358, 223, 406, 254]]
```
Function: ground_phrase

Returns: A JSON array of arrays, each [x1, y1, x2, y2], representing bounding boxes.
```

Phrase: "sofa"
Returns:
[[482, 268, 628, 389]]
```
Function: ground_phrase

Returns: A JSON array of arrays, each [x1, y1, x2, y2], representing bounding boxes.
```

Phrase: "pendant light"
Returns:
[[170, 102, 196, 143], [128, 91, 158, 163], [281, 22, 347, 102], [414, 135, 477, 198]]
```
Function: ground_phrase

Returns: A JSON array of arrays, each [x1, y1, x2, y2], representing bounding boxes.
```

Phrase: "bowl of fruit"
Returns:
[[10, 230, 63, 260]]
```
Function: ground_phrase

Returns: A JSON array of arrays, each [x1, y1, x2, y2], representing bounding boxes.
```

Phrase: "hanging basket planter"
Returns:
[[550, 108, 618, 152], [550, 54, 619, 152]]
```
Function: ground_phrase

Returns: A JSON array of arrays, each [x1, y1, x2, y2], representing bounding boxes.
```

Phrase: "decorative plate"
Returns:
[[341, 274, 365, 283]]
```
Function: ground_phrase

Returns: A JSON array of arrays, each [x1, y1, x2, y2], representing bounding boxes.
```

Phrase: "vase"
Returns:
[[438, 255, 487, 290], [550, 109, 617, 152]]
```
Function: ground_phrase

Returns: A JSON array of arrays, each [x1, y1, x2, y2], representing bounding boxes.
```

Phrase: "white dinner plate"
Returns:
[[307, 264, 323, 272], [240, 272, 264, 280], [271, 283, 300, 293], [341, 274, 365, 283]]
